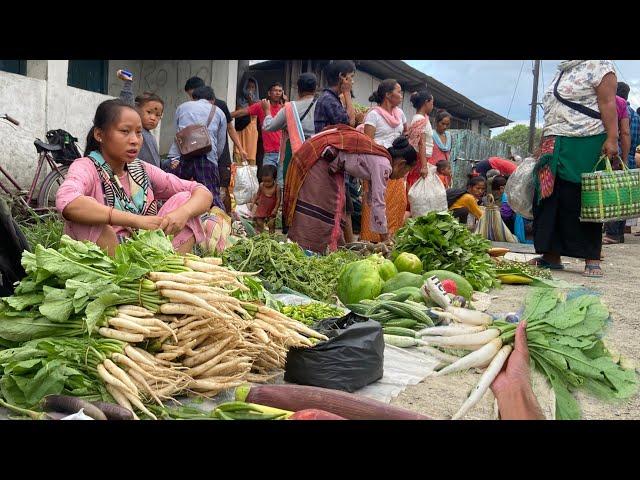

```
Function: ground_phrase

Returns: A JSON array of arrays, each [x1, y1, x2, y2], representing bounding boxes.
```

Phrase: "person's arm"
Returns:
[[462, 194, 484, 219], [216, 113, 227, 160], [491, 321, 545, 420], [62, 196, 165, 231], [340, 81, 356, 127], [231, 106, 251, 119], [272, 186, 281, 217], [227, 122, 247, 162], [367, 159, 390, 238], [118, 74, 135, 107], [251, 184, 262, 205], [363, 124, 376, 140], [596, 72, 620, 158], [263, 105, 287, 132], [620, 117, 631, 165], [161, 187, 212, 235]]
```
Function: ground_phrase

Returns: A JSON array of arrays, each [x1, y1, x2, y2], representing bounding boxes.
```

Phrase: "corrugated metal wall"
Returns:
[[449, 129, 521, 188]]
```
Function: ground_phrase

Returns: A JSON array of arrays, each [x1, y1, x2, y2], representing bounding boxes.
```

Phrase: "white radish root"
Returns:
[[451, 344, 513, 420], [434, 338, 503, 376], [420, 329, 500, 348], [416, 325, 486, 337]]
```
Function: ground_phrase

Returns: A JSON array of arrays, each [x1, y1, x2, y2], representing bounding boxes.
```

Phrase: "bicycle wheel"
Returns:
[[37, 165, 69, 209]]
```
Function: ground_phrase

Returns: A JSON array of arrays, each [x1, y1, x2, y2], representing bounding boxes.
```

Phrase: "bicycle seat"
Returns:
[[34, 139, 61, 153]]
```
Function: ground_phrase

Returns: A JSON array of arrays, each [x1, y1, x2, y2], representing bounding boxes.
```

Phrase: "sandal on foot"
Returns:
[[603, 236, 620, 245], [529, 256, 565, 270], [583, 264, 604, 278]]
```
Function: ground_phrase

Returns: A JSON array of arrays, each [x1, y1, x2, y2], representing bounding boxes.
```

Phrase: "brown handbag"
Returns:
[[175, 102, 217, 159]]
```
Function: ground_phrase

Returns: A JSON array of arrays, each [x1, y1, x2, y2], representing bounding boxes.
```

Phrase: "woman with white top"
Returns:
[[360, 79, 408, 242], [406, 90, 435, 192]]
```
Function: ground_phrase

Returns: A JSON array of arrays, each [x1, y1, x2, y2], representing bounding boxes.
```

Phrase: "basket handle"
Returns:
[[592, 155, 613, 173]]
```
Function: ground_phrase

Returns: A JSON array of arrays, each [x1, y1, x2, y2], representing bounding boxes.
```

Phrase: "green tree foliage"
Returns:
[[494, 124, 542, 153]]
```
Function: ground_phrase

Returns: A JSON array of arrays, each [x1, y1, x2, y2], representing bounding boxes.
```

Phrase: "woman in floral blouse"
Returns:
[[530, 60, 619, 278]]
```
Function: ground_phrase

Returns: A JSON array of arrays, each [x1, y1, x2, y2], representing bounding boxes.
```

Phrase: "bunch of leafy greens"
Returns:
[[392, 212, 498, 291], [222, 234, 360, 302], [0, 231, 188, 343], [494, 288, 638, 420], [0, 337, 126, 408]]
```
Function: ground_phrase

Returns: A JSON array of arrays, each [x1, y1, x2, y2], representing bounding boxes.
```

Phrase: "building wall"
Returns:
[[0, 71, 48, 187], [0, 60, 239, 189]]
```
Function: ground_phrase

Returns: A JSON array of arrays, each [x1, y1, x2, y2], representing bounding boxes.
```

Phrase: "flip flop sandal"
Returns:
[[602, 237, 620, 245], [583, 264, 604, 278], [529, 256, 565, 270]]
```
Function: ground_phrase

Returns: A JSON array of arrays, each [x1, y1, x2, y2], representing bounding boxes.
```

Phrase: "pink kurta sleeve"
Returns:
[[366, 156, 390, 234], [144, 163, 209, 201], [56, 158, 103, 216]]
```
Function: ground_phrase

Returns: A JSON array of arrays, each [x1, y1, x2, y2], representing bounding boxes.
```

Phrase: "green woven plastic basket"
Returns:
[[580, 156, 640, 222]]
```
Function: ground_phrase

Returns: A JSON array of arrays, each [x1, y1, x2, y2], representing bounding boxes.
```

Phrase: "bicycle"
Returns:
[[0, 113, 70, 214]]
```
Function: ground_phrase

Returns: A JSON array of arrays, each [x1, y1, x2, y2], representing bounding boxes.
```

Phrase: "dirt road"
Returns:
[[391, 235, 640, 420]]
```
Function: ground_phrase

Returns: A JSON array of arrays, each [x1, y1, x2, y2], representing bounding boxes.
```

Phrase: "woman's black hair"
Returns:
[[387, 135, 418, 166], [135, 92, 165, 109], [435, 109, 451, 123], [297, 72, 317, 93], [192, 86, 215, 101], [260, 164, 277, 180], [184, 76, 205, 92], [467, 176, 486, 188], [436, 159, 450, 172], [410, 90, 433, 110], [491, 175, 508, 190], [325, 60, 356, 87], [268, 82, 284, 91], [369, 79, 399, 104], [84, 99, 138, 156]]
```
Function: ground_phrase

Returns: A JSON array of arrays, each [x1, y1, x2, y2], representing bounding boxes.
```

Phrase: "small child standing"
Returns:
[[436, 159, 452, 188], [252, 164, 280, 234]]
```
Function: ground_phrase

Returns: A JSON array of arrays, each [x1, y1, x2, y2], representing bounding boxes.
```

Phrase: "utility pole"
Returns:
[[528, 60, 541, 154]]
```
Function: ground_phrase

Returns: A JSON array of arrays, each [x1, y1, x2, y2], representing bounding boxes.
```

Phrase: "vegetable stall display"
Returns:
[[222, 234, 360, 303], [0, 232, 326, 419], [392, 212, 498, 292], [419, 286, 638, 420]]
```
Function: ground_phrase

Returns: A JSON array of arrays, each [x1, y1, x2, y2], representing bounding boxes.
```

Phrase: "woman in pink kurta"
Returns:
[[56, 99, 213, 255]]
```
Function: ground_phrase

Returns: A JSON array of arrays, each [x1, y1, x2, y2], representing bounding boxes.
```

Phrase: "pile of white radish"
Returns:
[[91, 256, 328, 419]]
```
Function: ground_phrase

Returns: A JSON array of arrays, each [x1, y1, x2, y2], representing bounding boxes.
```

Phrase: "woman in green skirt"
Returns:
[[531, 60, 619, 278]]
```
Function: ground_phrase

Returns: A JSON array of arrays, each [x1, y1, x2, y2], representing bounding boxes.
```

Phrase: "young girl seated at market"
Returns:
[[55, 99, 213, 256], [436, 159, 452, 188], [251, 164, 280, 234]]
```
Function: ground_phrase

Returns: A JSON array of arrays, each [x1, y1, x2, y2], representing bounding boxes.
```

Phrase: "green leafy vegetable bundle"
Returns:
[[0, 337, 125, 408], [392, 212, 498, 292], [0, 231, 189, 343], [222, 234, 360, 302], [511, 289, 637, 419]]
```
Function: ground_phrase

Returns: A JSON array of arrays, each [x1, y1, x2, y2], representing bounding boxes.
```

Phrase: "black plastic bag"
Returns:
[[284, 313, 384, 392]]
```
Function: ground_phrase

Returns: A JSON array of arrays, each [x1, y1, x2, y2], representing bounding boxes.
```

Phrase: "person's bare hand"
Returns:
[[240, 149, 248, 163], [161, 210, 190, 235], [261, 99, 271, 115], [420, 165, 430, 178], [603, 137, 619, 158], [340, 76, 353, 95], [282, 93, 288, 103], [491, 320, 530, 396], [170, 159, 180, 170], [135, 215, 166, 231]]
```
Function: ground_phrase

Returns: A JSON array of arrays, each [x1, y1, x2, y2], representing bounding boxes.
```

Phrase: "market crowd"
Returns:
[[54, 60, 637, 277], [51, 59, 640, 421]]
